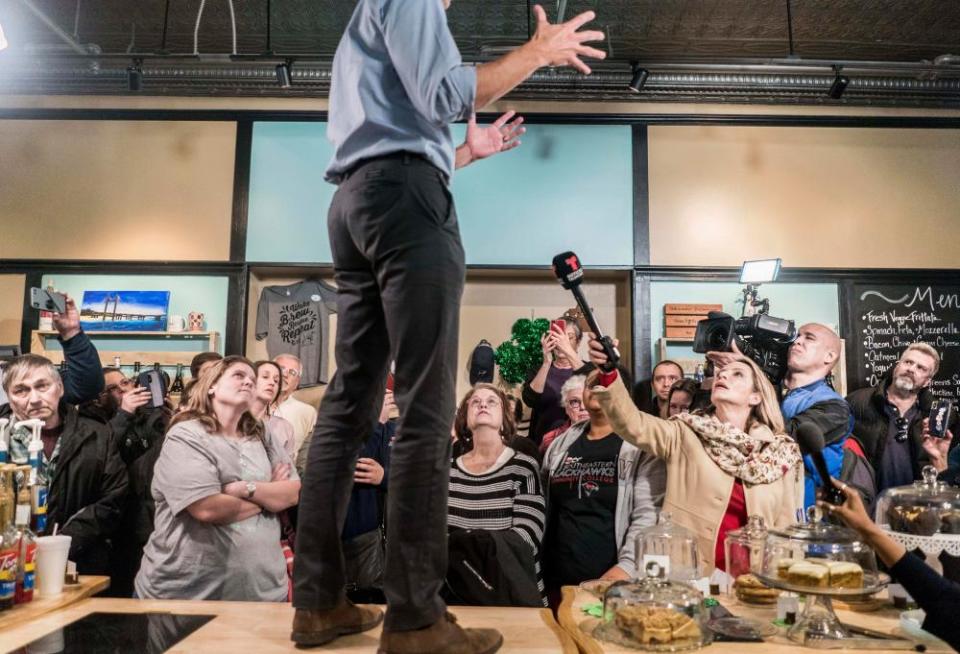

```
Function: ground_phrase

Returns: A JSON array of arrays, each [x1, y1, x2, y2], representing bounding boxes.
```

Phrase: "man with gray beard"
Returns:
[[846, 343, 958, 493]]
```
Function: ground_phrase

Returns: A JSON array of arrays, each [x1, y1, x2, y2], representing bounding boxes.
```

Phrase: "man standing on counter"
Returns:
[[291, 1, 607, 652]]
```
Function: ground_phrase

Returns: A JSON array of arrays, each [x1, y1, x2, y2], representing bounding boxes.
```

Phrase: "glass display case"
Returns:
[[723, 515, 777, 604], [754, 507, 888, 643], [876, 466, 960, 556], [595, 573, 712, 651], [635, 512, 700, 584]]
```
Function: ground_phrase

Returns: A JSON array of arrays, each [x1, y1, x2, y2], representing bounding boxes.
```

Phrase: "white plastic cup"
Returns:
[[35, 535, 72, 596]]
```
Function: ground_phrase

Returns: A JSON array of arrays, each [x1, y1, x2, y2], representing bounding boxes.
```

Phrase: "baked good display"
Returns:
[[597, 572, 711, 650], [734, 573, 780, 604], [878, 466, 960, 538], [615, 606, 702, 645], [941, 510, 960, 535], [757, 509, 888, 646], [824, 561, 864, 589], [775, 558, 796, 579], [786, 561, 829, 588]]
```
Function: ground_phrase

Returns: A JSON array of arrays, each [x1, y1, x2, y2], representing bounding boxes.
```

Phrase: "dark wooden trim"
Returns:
[[230, 121, 254, 262], [838, 279, 857, 391], [0, 260, 243, 275], [635, 265, 960, 284], [1, 108, 959, 130], [225, 266, 247, 355], [632, 124, 650, 266], [634, 273, 652, 381], [20, 272, 43, 355]]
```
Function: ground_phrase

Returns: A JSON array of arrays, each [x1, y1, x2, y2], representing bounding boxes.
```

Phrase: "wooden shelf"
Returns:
[[31, 330, 219, 367], [35, 330, 217, 338]]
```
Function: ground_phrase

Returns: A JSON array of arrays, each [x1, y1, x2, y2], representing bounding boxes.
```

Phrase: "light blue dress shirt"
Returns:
[[325, 0, 478, 183]]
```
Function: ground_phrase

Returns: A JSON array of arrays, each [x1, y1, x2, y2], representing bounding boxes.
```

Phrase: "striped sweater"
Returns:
[[448, 449, 547, 603]]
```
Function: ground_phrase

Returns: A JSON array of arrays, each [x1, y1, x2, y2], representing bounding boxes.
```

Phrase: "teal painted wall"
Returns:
[[648, 281, 840, 365], [41, 274, 228, 377], [246, 122, 634, 266]]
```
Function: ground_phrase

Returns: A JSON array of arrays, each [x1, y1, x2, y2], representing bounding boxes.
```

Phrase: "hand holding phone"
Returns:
[[929, 400, 953, 439], [29, 288, 67, 315]]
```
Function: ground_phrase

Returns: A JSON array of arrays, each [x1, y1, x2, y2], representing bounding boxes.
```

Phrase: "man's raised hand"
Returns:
[[528, 5, 606, 74]]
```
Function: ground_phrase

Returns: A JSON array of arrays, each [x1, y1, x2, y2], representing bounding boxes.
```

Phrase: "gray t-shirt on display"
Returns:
[[134, 419, 299, 602], [256, 280, 338, 386]]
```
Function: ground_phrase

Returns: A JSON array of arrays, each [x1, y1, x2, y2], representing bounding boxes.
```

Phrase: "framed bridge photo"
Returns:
[[79, 290, 171, 332]]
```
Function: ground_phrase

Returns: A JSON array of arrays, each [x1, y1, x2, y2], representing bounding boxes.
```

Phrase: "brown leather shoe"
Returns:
[[378, 612, 503, 654], [291, 598, 384, 647]]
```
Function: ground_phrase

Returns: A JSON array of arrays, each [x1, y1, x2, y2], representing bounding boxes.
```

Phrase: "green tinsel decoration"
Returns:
[[495, 318, 550, 385]]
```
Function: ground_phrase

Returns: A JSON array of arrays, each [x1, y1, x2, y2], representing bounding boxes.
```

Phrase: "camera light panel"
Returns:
[[739, 258, 782, 284]]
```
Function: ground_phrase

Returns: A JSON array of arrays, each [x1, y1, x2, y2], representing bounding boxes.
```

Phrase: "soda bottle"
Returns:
[[0, 466, 18, 610], [13, 469, 36, 604]]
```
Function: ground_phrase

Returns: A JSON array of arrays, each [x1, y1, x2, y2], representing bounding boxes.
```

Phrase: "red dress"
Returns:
[[714, 480, 747, 572]]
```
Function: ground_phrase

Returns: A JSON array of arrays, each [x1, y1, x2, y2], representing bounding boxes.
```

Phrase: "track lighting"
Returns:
[[828, 69, 849, 99], [628, 66, 649, 93], [127, 59, 143, 92], [276, 60, 292, 88]]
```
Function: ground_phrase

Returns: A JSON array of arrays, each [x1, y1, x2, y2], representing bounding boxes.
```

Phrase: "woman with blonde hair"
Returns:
[[135, 355, 301, 601], [587, 340, 803, 572]]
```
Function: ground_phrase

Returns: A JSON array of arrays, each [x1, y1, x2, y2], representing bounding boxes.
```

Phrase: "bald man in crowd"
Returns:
[[712, 323, 852, 507]]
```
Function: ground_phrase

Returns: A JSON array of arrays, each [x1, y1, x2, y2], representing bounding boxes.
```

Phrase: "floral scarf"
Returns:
[[673, 412, 801, 486]]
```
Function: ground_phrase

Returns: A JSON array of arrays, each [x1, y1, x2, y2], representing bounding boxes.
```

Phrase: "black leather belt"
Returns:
[[340, 151, 446, 184]]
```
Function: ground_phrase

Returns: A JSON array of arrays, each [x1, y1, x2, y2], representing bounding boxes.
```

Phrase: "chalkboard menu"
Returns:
[[851, 284, 960, 402]]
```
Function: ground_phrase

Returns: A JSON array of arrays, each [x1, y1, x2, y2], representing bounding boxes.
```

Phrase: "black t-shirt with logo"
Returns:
[[545, 432, 623, 586]]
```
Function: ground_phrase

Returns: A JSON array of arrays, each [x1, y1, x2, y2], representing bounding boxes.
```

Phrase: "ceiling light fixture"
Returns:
[[276, 59, 292, 88], [828, 68, 849, 99], [127, 59, 143, 91], [628, 65, 649, 93]]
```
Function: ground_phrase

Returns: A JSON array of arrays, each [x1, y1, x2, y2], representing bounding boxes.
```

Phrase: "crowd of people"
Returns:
[[2, 297, 959, 647]]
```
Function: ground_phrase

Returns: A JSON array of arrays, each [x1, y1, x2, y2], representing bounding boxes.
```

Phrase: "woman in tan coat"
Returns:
[[588, 339, 803, 573]]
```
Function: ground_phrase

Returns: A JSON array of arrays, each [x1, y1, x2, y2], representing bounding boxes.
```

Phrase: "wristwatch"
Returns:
[[245, 482, 257, 499]]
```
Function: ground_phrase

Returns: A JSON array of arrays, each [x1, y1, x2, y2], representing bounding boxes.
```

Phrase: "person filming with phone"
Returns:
[[522, 317, 594, 447], [80, 366, 174, 597], [22, 289, 106, 406], [846, 343, 957, 494]]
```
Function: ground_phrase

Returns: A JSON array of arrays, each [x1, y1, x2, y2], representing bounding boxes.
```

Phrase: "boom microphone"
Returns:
[[795, 423, 845, 505], [551, 251, 621, 372]]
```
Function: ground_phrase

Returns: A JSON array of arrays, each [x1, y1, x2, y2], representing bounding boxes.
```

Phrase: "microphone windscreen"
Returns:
[[795, 422, 826, 456], [552, 251, 583, 289]]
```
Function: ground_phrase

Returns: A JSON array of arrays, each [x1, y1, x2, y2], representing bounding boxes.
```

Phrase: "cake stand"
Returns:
[[753, 570, 890, 645]]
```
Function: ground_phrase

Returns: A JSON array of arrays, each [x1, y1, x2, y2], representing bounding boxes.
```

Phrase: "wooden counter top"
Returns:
[[0, 575, 109, 633], [560, 585, 952, 654], [2, 598, 575, 653]]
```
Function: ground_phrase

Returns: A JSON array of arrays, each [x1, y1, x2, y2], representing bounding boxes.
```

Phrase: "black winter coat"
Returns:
[[59, 331, 106, 405], [846, 377, 959, 485], [0, 403, 129, 575]]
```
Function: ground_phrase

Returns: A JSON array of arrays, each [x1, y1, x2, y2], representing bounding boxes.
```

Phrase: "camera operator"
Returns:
[[710, 323, 853, 508]]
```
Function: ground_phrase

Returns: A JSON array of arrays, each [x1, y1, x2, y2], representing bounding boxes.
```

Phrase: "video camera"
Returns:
[[692, 311, 796, 385]]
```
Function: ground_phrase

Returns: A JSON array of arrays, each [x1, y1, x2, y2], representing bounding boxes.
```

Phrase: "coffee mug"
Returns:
[[167, 315, 186, 332], [188, 311, 205, 332]]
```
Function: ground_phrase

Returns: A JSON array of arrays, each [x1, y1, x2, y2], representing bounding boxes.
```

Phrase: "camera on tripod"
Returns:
[[691, 258, 797, 385]]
